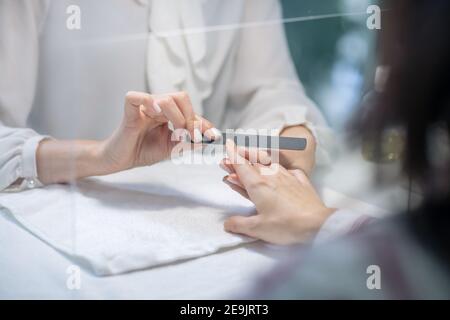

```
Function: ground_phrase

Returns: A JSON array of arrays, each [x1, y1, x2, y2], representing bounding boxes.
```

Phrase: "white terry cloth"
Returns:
[[0, 154, 255, 276]]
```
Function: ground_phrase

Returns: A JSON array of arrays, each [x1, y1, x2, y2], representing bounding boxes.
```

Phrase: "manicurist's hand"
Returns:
[[99, 91, 218, 172], [219, 140, 335, 245], [37, 91, 219, 184]]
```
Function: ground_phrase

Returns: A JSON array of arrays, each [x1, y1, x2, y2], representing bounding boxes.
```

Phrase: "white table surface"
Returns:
[[0, 147, 413, 299]]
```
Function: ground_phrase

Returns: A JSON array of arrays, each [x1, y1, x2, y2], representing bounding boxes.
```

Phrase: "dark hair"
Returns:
[[357, 0, 450, 199]]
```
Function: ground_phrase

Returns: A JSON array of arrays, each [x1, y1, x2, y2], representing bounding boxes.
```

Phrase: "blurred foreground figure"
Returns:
[[252, 0, 450, 299]]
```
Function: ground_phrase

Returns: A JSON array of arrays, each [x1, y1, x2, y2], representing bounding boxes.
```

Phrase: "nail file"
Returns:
[[201, 133, 307, 151]]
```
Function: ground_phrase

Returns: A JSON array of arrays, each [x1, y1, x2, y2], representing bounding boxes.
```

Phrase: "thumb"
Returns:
[[224, 215, 261, 239], [124, 91, 151, 121]]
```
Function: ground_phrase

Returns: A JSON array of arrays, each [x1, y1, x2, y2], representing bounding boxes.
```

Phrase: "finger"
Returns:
[[194, 115, 213, 132], [222, 177, 249, 199], [171, 92, 199, 142], [225, 139, 262, 189], [197, 115, 221, 141], [219, 159, 233, 174], [236, 146, 272, 166], [142, 100, 166, 120], [220, 158, 236, 174], [223, 158, 235, 172], [124, 91, 154, 122], [154, 96, 187, 132], [226, 173, 244, 188], [224, 215, 262, 239], [127, 92, 165, 122], [191, 115, 210, 143]]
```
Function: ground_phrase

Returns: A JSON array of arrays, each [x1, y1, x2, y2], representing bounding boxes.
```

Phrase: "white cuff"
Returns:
[[21, 135, 48, 179], [313, 209, 374, 245]]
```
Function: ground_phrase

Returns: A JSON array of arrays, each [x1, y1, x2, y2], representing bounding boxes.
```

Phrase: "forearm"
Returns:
[[279, 125, 316, 175], [36, 139, 111, 185]]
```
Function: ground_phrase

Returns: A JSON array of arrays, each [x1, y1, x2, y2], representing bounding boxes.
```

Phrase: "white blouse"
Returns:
[[0, 0, 332, 191]]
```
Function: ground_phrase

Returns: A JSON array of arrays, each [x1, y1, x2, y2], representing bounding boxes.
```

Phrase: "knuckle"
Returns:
[[142, 94, 152, 106], [166, 96, 174, 105], [125, 91, 137, 103], [159, 96, 172, 107], [178, 91, 189, 100], [186, 119, 195, 130], [225, 219, 238, 232], [178, 118, 187, 128]]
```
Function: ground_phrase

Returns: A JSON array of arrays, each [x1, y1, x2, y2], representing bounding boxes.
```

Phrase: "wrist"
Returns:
[[86, 140, 112, 175], [36, 139, 109, 184], [312, 207, 337, 233], [96, 138, 128, 175], [293, 206, 336, 243], [279, 125, 316, 173]]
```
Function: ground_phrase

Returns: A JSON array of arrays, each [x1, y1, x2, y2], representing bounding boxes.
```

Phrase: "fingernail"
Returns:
[[204, 129, 214, 141], [209, 128, 222, 140], [175, 130, 188, 142], [193, 128, 202, 143], [205, 128, 221, 141], [152, 101, 162, 113]]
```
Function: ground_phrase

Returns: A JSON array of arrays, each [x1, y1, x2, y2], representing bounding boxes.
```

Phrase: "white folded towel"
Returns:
[[0, 157, 255, 275]]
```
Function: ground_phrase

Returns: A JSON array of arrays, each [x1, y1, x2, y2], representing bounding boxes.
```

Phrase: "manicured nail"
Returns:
[[209, 128, 222, 140], [204, 128, 221, 141], [152, 101, 162, 113], [204, 129, 214, 141], [175, 130, 188, 142], [193, 128, 202, 143]]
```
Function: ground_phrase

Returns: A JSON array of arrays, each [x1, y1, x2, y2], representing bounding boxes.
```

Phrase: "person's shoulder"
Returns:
[[255, 214, 450, 299], [1, 0, 50, 31]]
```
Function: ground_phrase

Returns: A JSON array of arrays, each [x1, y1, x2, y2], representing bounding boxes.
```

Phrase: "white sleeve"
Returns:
[[224, 0, 333, 166], [0, 0, 50, 191], [0, 124, 48, 191], [313, 209, 376, 245]]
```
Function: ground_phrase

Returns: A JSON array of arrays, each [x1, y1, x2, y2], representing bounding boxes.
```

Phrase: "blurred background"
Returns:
[[277, 0, 416, 213], [281, 0, 378, 131]]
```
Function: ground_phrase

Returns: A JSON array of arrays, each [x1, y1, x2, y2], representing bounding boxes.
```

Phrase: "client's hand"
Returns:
[[220, 140, 335, 245], [100, 91, 218, 172]]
